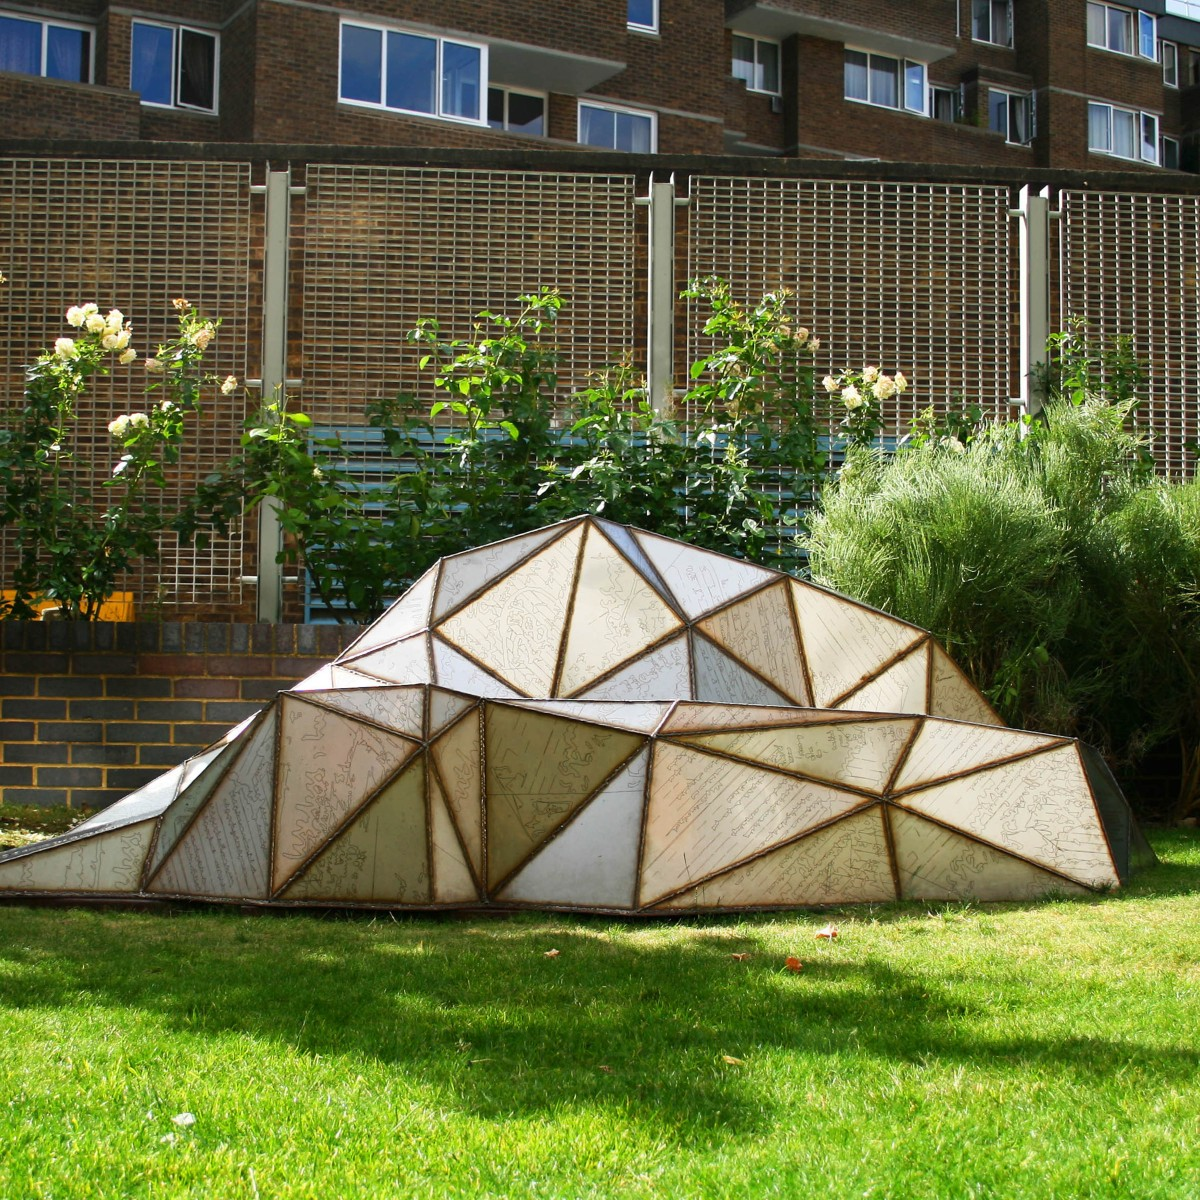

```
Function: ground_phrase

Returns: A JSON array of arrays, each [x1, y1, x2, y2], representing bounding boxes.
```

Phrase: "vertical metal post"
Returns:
[[254, 166, 294, 622], [1015, 184, 1051, 420], [646, 176, 677, 415]]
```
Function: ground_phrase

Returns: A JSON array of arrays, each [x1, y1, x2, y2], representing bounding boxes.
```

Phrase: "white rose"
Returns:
[[159, 400, 176, 413], [822, 375, 838, 393], [862, 365, 879, 383], [119, 349, 137, 365], [872, 376, 896, 401], [841, 384, 863, 409], [809, 337, 820, 351], [145, 358, 165, 374], [101, 333, 119, 351], [65, 306, 86, 327], [894, 372, 908, 393], [108, 415, 131, 438], [85, 313, 106, 334], [54, 337, 78, 359], [192, 326, 214, 351], [105, 309, 124, 332], [129, 412, 149, 428], [220, 374, 238, 395]]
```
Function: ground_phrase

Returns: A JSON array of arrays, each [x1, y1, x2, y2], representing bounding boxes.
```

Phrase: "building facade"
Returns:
[[2, 1, 1199, 166]]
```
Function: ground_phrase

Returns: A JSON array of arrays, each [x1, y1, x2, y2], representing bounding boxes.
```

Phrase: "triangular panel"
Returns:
[[639, 743, 869, 905], [297, 686, 426, 739], [338, 564, 437, 658], [680, 718, 916, 795], [430, 772, 479, 902], [431, 638, 521, 698], [430, 687, 478, 736], [558, 524, 683, 695], [890, 808, 1090, 900], [893, 719, 1065, 793], [929, 643, 1003, 726], [340, 634, 432, 685], [696, 581, 809, 704], [661, 703, 859, 734], [693, 634, 792, 705], [484, 703, 642, 889], [898, 745, 1118, 886], [632, 530, 775, 619], [0, 819, 155, 893], [429, 711, 483, 877], [652, 807, 895, 909], [149, 705, 279, 899], [791, 580, 924, 707], [272, 696, 421, 892], [593, 519, 677, 605], [281, 759, 429, 903], [835, 641, 930, 715], [498, 747, 648, 908], [433, 524, 569, 620], [504, 698, 668, 734], [437, 524, 583, 696], [293, 664, 388, 693], [69, 757, 185, 833], [574, 632, 692, 701]]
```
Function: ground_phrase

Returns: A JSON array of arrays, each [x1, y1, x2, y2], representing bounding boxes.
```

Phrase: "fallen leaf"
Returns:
[[721, 1055, 744, 1065], [815, 924, 839, 940], [598, 1065, 613, 1073], [171, 1113, 196, 1128], [730, 952, 751, 962], [544, 948, 561, 958], [785, 956, 803, 973]]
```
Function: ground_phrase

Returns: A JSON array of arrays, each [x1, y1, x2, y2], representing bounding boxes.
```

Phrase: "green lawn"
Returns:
[[1, 831, 1197, 1199]]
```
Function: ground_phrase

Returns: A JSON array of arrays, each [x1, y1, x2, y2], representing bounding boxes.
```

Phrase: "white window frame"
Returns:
[[1161, 134, 1181, 169], [732, 33, 781, 96], [1088, 100, 1159, 163], [0, 12, 94, 82], [338, 20, 487, 126], [930, 84, 960, 123], [988, 88, 1034, 145], [627, 0, 658, 33], [130, 19, 219, 113], [1161, 40, 1179, 86], [844, 48, 928, 116], [486, 85, 547, 136], [577, 99, 657, 153], [972, 0, 1013, 47], [1086, 3, 1157, 60]]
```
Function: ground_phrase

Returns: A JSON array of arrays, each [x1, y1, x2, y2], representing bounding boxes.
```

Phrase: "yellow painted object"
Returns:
[[1, 591, 135, 621]]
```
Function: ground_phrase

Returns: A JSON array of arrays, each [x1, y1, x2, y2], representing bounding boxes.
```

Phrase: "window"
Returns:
[[578, 101, 655, 152], [487, 87, 545, 136], [1167, 0, 1200, 15], [1161, 135, 1180, 169], [972, 0, 1012, 47], [931, 85, 960, 123], [1086, 3, 1156, 59], [988, 89, 1033, 144], [339, 21, 485, 124], [130, 21, 217, 111], [732, 34, 780, 95], [0, 14, 91, 82], [627, 0, 657, 32], [844, 49, 927, 114], [1088, 101, 1158, 163], [1162, 40, 1179, 86]]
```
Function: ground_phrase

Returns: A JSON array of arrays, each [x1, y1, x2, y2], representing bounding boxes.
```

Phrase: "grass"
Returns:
[[0, 829, 1197, 1199]]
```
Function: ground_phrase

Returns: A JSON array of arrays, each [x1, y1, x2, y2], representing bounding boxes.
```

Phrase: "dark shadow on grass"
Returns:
[[0, 898, 1197, 1143]]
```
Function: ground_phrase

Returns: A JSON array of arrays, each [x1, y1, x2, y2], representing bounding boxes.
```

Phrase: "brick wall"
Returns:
[[0, 623, 358, 812], [0, 74, 140, 140]]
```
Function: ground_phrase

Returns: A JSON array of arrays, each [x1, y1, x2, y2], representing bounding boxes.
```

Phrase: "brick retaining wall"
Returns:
[[0, 623, 358, 812]]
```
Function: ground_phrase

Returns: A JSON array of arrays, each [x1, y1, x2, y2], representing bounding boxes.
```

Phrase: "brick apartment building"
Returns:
[[2, 0, 1200, 169]]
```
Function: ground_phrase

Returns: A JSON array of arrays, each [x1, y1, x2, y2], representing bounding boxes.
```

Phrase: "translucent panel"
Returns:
[[149, 707, 278, 899], [131, 21, 174, 106], [791, 580, 924, 706], [504, 699, 667, 735], [147, 736, 245, 877], [70, 758, 185, 832], [339, 565, 436, 659], [499, 747, 647, 908], [661, 702, 840, 734], [696, 580, 808, 704], [431, 774, 479, 902], [928, 643, 1002, 726], [340, 634, 432, 685], [0, 819, 154, 894], [891, 809, 1089, 901], [835, 642, 929, 715], [593, 519, 676, 606], [575, 632, 692, 701], [431, 638, 520, 699], [893, 719, 1063, 793], [438, 524, 582, 696], [639, 743, 868, 905], [429, 712, 482, 876], [633, 530, 774, 619], [298, 686, 426, 739], [273, 697, 421, 892], [558, 524, 682, 695], [682, 717, 916, 795], [484, 704, 642, 889], [429, 688, 477, 736], [283, 760, 429, 903], [291, 663, 335, 692], [433, 524, 566, 620], [1078, 742, 1155, 880], [693, 635, 791, 705], [899, 746, 1118, 886], [340, 22, 382, 104], [653, 808, 894, 909]]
